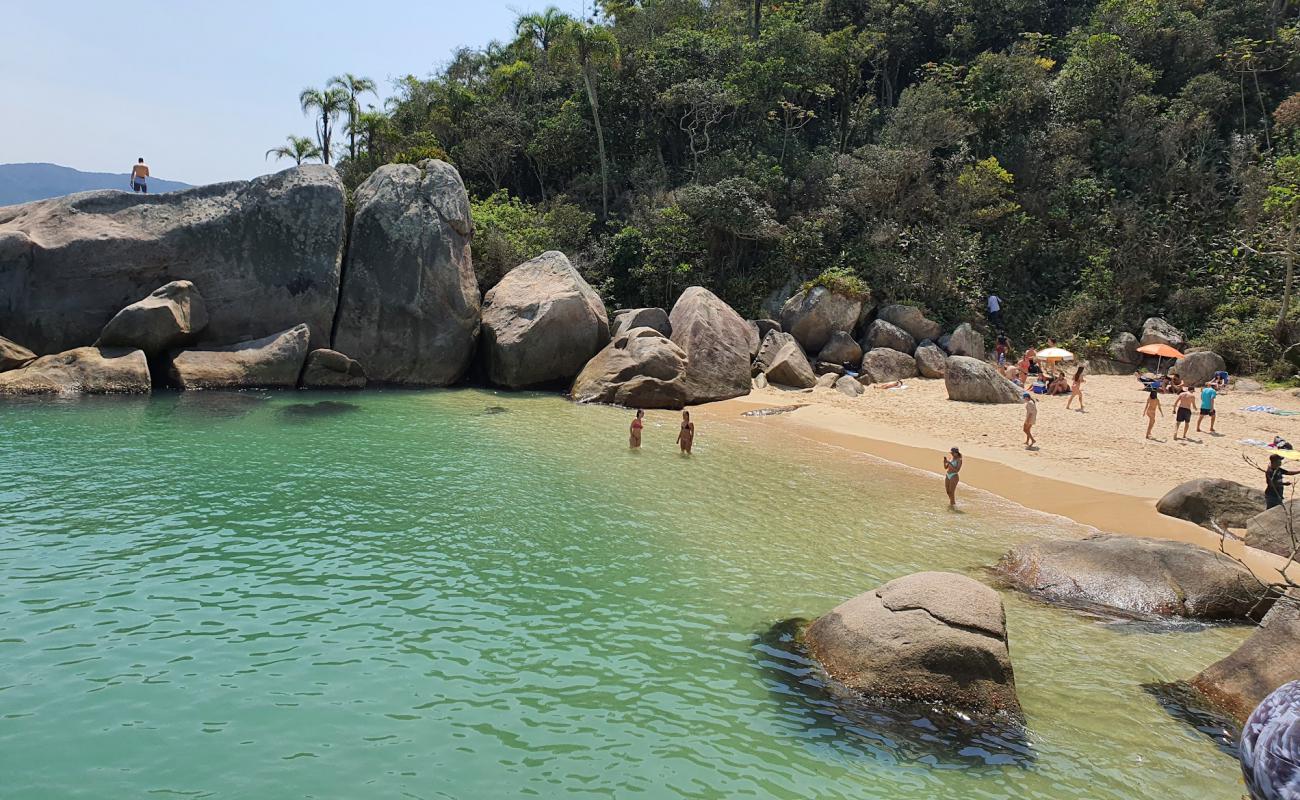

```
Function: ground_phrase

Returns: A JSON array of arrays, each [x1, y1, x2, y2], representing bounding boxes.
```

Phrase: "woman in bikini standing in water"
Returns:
[[629, 409, 644, 449], [676, 410, 695, 455], [943, 447, 962, 508]]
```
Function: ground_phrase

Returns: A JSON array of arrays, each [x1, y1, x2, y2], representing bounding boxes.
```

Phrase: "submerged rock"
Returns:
[[994, 533, 1272, 621], [945, 356, 1021, 403], [1157, 478, 1265, 534], [669, 286, 752, 404], [0, 347, 150, 395], [300, 348, 367, 390], [277, 400, 361, 420], [1191, 599, 1300, 723], [571, 327, 689, 409], [169, 324, 311, 390], [95, 280, 209, 355], [804, 572, 1021, 718]]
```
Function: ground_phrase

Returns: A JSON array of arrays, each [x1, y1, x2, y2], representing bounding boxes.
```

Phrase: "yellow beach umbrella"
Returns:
[[1036, 347, 1075, 362], [1275, 449, 1300, 460]]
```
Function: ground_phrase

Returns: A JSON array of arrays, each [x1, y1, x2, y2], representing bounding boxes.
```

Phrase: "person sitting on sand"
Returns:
[[1065, 366, 1086, 411], [1045, 372, 1070, 396], [1173, 385, 1195, 440], [1142, 389, 1163, 439], [1004, 363, 1022, 385], [1263, 453, 1300, 509], [1023, 393, 1038, 448], [1165, 374, 1184, 395], [130, 157, 150, 193], [1196, 383, 1217, 434], [676, 410, 695, 455], [943, 447, 963, 508], [630, 409, 644, 449]]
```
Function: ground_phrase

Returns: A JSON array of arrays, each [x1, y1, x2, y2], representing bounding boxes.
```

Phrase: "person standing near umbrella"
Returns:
[[1173, 385, 1195, 440], [1065, 365, 1086, 411]]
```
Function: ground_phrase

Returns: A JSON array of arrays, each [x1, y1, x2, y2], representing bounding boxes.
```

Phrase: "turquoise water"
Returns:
[[0, 390, 1249, 798]]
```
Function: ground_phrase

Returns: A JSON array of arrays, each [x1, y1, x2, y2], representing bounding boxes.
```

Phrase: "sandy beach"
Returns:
[[697, 373, 1300, 577]]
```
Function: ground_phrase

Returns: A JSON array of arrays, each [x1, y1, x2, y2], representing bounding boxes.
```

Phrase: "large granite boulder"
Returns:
[[1141, 317, 1186, 350], [1239, 678, 1300, 799], [0, 335, 36, 372], [947, 322, 984, 360], [95, 280, 209, 355], [914, 342, 947, 378], [779, 287, 862, 355], [860, 319, 915, 355], [1246, 502, 1300, 558], [945, 355, 1021, 403], [300, 348, 367, 389], [751, 318, 781, 341], [835, 375, 864, 396], [859, 348, 917, 384], [332, 160, 480, 385], [878, 304, 941, 342], [571, 327, 688, 409], [755, 331, 816, 388], [817, 331, 862, 366], [480, 251, 609, 389], [611, 308, 670, 339], [804, 572, 1021, 717], [169, 324, 311, 390], [1191, 599, 1300, 722], [1156, 478, 1265, 534], [0, 165, 345, 354], [994, 533, 1272, 621], [669, 286, 752, 403], [0, 347, 150, 394], [1109, 332, 1140, 364], [1173, 351, 1226, 386]]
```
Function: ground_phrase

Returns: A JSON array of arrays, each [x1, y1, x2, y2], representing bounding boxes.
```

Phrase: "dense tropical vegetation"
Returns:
[[277, 0, 1300, 376]]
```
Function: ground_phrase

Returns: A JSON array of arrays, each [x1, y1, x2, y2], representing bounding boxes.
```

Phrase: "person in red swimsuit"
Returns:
[[629, 409, 644, 449]]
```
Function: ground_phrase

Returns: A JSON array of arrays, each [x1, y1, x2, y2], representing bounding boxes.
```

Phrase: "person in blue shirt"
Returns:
[[1196, 383, 1217, 433]]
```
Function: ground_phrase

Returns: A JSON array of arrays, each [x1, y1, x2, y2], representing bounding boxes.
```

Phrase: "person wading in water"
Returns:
[[943, 447, 963, 508], [676, 410, 695, 455]]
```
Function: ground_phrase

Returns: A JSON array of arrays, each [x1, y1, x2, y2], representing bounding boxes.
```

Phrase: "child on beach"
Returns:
[[630, 409, 644, 449], [676, 410, 695, 455], [943, 447, 963, 508], [1143, 389, 1163, 439], [1023, 393, 1038, 448]]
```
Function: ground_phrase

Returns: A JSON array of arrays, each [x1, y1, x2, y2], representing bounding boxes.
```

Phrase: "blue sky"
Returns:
[[2, 0, 582, 185]]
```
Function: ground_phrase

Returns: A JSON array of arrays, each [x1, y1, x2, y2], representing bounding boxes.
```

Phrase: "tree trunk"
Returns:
[[581, 65, 610, 219], [320, 111, 332, 165], [752, 0, 760, 40], [349, 95, 358, 162], [1279, 220, 1298, 339]]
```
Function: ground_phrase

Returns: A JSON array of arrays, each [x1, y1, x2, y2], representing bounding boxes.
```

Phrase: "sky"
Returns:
[[2, 0, 585, 185]]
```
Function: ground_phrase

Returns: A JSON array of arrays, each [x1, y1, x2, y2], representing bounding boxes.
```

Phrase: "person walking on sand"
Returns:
[[1173, 385, 1195, 440], [1065, 366, 1086, 411], [1196, 383, 1217, 434], [987, 292, 1004, 328], [1264, 453, 1300, 509], [943, 447, 963, 508], [676, 410, 695, 455], [1143, 389, 1163, 439], [629, 409, 644, 449], [130, 158, 150, 193], [1022, 393, 1037, 448]]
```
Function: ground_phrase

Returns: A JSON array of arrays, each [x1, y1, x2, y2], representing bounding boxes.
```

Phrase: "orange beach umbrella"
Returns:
[[1136, 342, 1184, 374]]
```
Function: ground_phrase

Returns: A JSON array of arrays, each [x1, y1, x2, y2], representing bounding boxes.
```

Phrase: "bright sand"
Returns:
[[697, 373, 1300, 579]]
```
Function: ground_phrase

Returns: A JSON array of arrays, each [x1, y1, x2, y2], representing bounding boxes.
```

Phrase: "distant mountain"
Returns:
[[0, 163, 191, 206]]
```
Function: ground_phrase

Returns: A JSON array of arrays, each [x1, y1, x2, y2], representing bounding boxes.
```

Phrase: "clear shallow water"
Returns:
[[0, 390, 1248, 798]]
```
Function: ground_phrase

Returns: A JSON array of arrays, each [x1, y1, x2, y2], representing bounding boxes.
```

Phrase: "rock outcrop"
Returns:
[[1109, 332, 1140, 364], [755, 331, 816, 388], [95, 280, 209, 355], [0, 165, 346, 354], [1140, 317, 1186, 350], [804, 572, 1021, 717], [779, 287, 862, 355], [859, 348, 917, 384], [300, 349, 367, 389], [0, 347, 150, 394], [169, 324, 311, 390], [571, 327, 688, 408], [1246, 502, 1300, 558], [947, 322, 984, 360], [611, 308, 670, 339], [877, 304, 942, 342], [1173, 351, 1226, 386], [945, 355, 1021, 403], [1191, 599, 1300, 722], [332, 160, 480, 385], [480, 251, 609, 389], [817, 331, 862, 366], [914, 342, 947, 378], [669, 286, 752, 403], [835, 375, 864, 396], [0, 336, 36, 371], [860, 319, 915, 355], [1156, 478, 1265, 534], [994, 533, 1272, 620]]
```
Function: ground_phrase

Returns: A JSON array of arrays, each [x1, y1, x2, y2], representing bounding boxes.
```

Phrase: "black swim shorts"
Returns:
[[1176, 407, 1191, 423]]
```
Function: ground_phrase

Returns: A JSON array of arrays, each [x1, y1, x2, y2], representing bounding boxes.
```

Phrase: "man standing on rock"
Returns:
[[130, 158, 149, 193]]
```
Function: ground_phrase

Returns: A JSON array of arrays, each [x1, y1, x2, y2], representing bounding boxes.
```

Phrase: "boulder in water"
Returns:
[[1173, 351, 1226, 386], [860, 319, 915, 355], [944, 355, 1021, 403], [779, 287, 862, 354], [611, 308, 670, 339], [1141, 317, 1186, 350], [817, 331, 862, 366], [481, 251, 609, 389], [877, 304, 941, 342], [669, 286, 752, 403], [1156, 478, 1265, 534], [994, 533, 1272, 621], [300, 348, 367, 389], [947, 322, 984, 360], [332, 160, 480, 385], [1191, 599, 1300, 722], [859, 348, 917, 384], [0, 335, 36, 372], [95, 280, 209, 355], [804, 571, 1021, 717], [571, 327, 688, 409], [0, 347, 150, 394], [0, 165, 345, 354], [914, 342, 947, 378], [169, 324, 311, 390]]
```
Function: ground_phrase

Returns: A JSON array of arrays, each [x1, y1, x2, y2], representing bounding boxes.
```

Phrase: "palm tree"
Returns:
[[329, 73, 377, 162], [265, 135, 322, 165], [299, 86, 349, 165], [516, 6, 569, 65], [555, 20, 619, 219]]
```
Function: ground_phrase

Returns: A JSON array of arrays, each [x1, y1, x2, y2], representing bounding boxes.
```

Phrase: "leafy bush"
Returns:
[[470, 191, 595, 290], [800, 267, 871, 302]]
